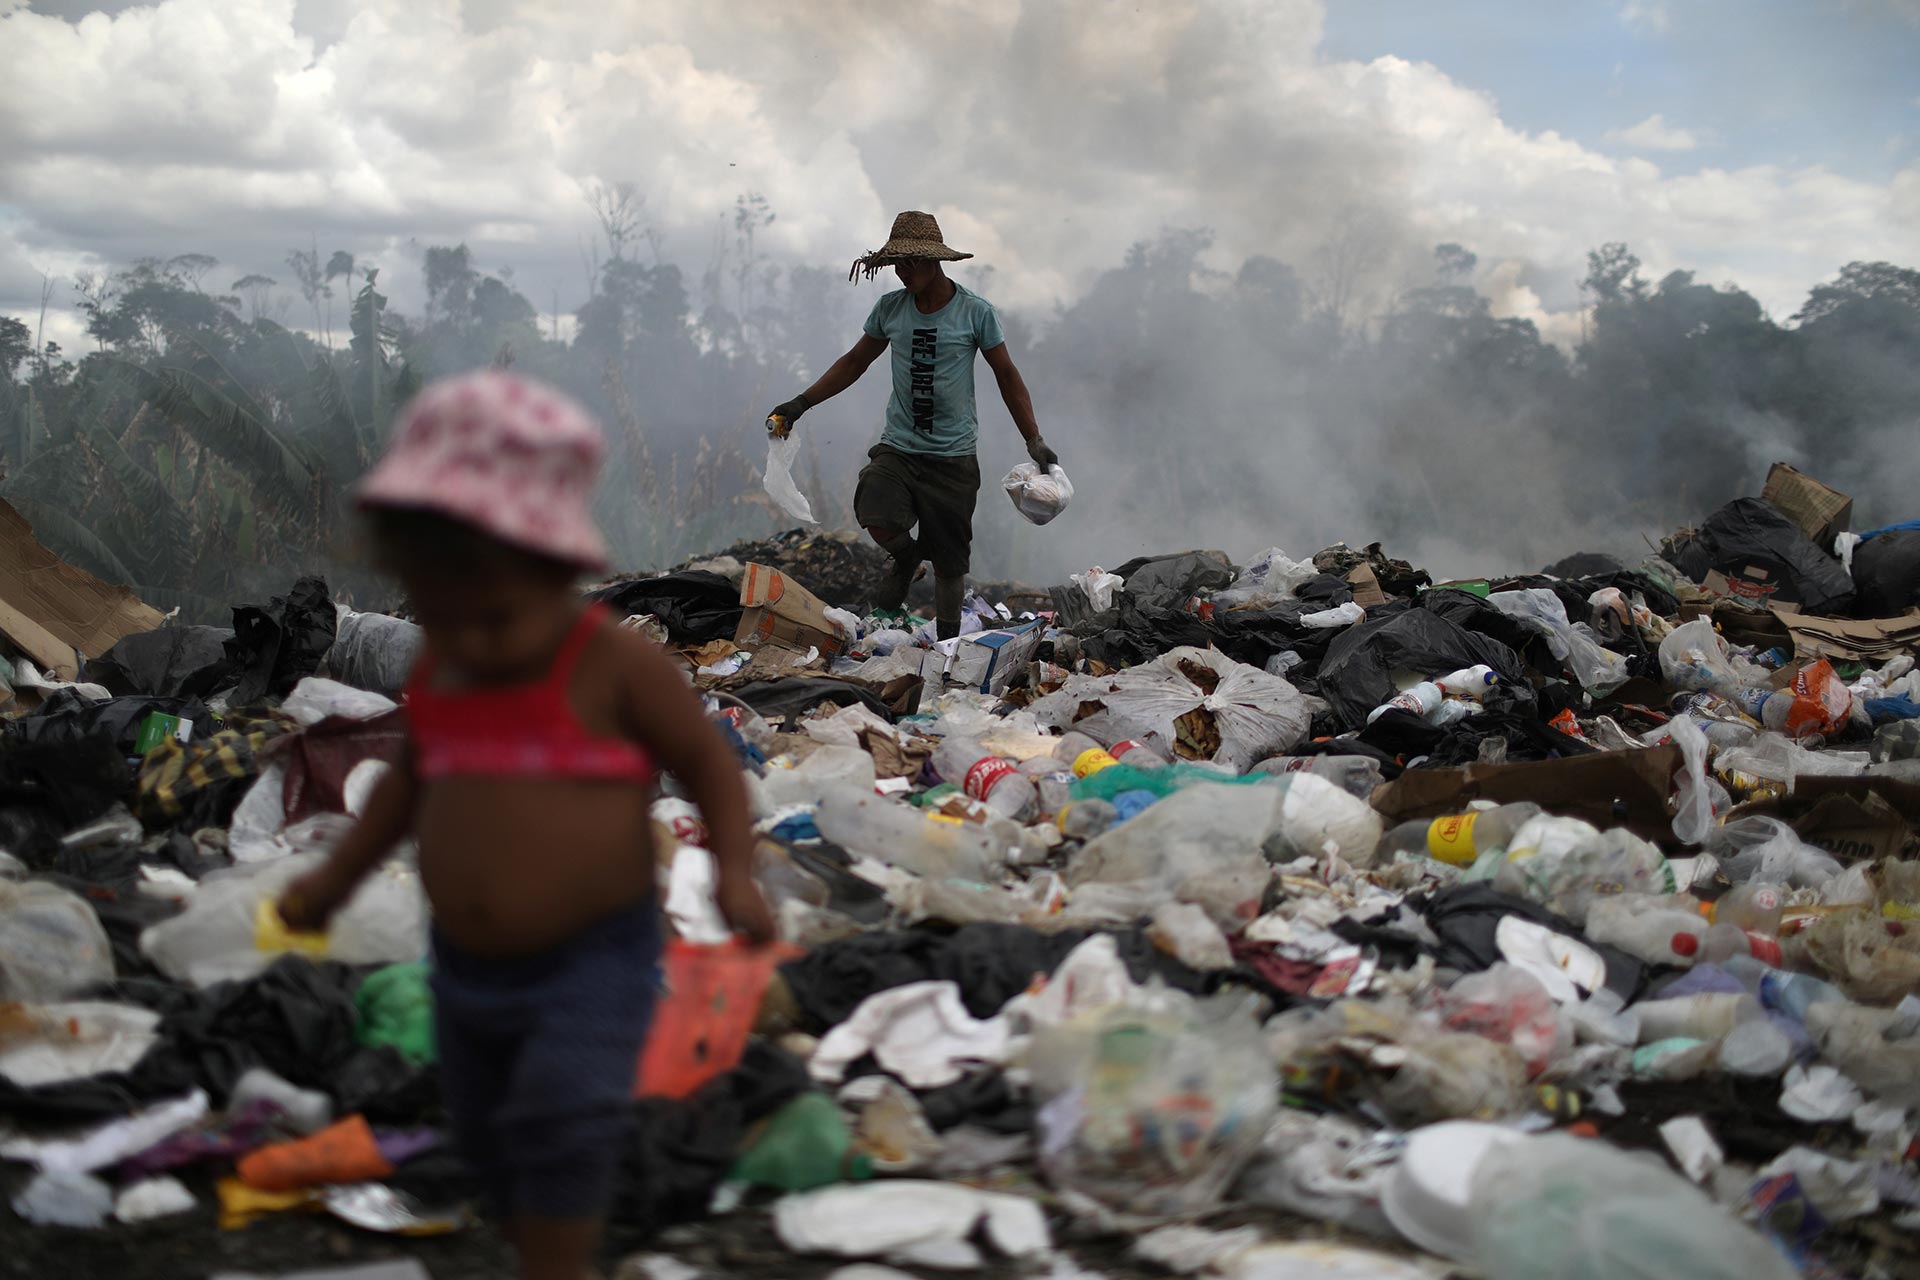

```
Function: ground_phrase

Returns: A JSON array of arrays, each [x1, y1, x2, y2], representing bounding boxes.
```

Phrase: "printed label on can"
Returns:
[[963, 756, 1016, 800]]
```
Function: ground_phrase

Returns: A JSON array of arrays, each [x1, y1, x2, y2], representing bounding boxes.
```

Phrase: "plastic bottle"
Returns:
[[1709, 882, 1785, 935], [1436, 665, 1500, 697], [814, 789, 999, 881], [1585, 894, 1710, 965], [1736, 687, 1792, 731], [1057, 798, 1118, 841], [1670, 922, 1782, 967], [1754, 968, 1846, 1024], [1634, 993, 1761, 1042], [231, 1067, 334, 1135], [1252, 754, 1384, 799], [1366, 681, 1443, 724], [1054, 730, 1120, 778], [1379, 802, 1544, 866], [1109, 739, 1170, 770], [931, 737, 1037, 821], [1033, 771, 1075, 822]]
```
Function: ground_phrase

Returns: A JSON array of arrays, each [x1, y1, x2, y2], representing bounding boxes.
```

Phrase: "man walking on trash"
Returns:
[[767, 211, 1057, 640]]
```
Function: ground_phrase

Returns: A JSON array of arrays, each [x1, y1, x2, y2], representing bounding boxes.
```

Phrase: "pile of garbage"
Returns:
[[4, 463, 1920, 1279]]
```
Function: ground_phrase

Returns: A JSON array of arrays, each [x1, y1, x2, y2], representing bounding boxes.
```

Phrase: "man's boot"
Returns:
[[870, 532, 920, 612], [935, 575, 966, 641]]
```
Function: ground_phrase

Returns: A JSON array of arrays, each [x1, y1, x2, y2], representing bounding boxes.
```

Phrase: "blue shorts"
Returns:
[[430, 901, 661, 1220]]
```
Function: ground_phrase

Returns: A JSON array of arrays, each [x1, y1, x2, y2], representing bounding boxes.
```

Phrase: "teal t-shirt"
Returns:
[[863, 283, 1005, 457]]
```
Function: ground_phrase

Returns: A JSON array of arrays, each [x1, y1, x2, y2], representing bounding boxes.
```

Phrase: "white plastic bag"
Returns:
[[1070, 567, 1124, 613], [1002, 462, 1073, 526], [1212, 548, 1320, 609], [1668, 714, 1719, 846], [1487, 589, 1630, 695], [764, 432, 817, 524], [0, 880, 114, 1001], [139, 851, 428, 989]]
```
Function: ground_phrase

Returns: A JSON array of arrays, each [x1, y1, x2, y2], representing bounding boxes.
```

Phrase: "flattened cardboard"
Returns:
[[1771, 606, 1920, 662], [948, 620, 1044, 694], [0, 499, 163, 673], [734, 563, 846, 663], [1370, 744, 1684, 849], [1346, 564, 1388, 608], [1730, 779, 1919, 863], [1762, 463, 1853, 549]]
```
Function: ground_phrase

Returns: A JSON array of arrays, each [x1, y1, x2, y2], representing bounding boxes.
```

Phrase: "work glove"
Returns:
[[1026, 435, 1060, 470], [767, 394, 810, 438]]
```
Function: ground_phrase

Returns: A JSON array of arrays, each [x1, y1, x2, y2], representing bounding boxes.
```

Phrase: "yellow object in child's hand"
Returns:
[[255, 898, 330, 955]]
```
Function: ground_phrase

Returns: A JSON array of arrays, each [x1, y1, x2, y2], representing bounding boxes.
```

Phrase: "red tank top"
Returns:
[[405, 603, 656, 784]]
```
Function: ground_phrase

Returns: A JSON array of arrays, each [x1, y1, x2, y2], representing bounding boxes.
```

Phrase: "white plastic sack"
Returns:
[[764, 432, 817, 523], [1707, 816, 1842, 888], [1002, 462, 1073, 526], [1026, 645, 1310, 771], [322, 610, 424, 698], [810, 980, 1014, 1088], [139, 851, 428, 989], [0, 1002, 161, 1088], [1487, 589, 1630, 695], [1657, 618, 1766, 697], [1669, 714, 1719, 845], [0, 880, 114, 1001], [1212, 547, 1320, 609], [1070, 567, 1124, 613]]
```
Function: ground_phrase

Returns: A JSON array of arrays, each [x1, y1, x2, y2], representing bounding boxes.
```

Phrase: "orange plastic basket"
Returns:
[[634, 938, 800, 1100]]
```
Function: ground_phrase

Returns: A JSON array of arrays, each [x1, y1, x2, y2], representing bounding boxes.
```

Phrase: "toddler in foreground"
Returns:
[[278, 371, 772, 1280]]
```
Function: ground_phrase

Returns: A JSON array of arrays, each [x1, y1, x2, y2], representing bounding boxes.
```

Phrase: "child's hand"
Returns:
[[715, 871, 776, 945], [277, 867, 351, 933]]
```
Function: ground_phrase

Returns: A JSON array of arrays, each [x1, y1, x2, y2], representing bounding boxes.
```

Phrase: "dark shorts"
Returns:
[[854, 445, 981, 578], [430, 901, 660, 1220]]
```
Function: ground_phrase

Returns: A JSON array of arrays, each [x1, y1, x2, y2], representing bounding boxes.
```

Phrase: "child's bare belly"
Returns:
[[415, 777, 657, 956]]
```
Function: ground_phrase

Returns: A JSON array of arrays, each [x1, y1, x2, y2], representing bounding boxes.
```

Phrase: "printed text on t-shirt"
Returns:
[[911, 328, 936, 433]]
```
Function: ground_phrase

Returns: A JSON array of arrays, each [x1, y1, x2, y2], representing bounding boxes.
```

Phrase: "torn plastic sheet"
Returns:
[[765, 432, 817, 524]]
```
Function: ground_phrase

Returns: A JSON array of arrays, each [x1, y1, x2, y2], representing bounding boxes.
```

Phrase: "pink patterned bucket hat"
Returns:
[[357, 370, 610, 570]]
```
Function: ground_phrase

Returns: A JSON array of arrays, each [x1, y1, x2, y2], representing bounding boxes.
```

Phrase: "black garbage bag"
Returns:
[[1418, 589, 1546, 662], [228, 576, 338, 705], [1542, 551, 1623, 578], [587, 570, 743, 644], [1318, 607, 1527, 730], [723, 676, 897, 724], [1111, 550, 1237, 609], [1076, 595, 1220, 668], [1851, 529, 1920, 616], [1688, 498, 1855, 614], [0, 734, 132, 857], [1415, 882, 1646, 1003], [90, 626, 234, 698], [613, 1040, 810, 1229], [6, 693, 216, 755]]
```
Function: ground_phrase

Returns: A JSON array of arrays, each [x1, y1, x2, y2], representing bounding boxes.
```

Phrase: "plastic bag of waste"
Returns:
[[1436, 963, 1569, 1079], [764, 432, 817, 524], [1211, 548, 1319, 610], [1667, 714, 1723, 846], [1804, 1002, 1920, 1110], [1801, 910, 1920, 1005], [0, 880, 114, 1001], [322, 611, 424, 699], [1658, 618, 1760, 696], [1705, 816, 1842, 888], [1002, 461, 1074, 526], [1064, 781, 1280, 926], [1027, 645, 1309, 772], [140, 851, 427, 988], [1715, 733, 1869, 787], [1486, 589, 1630, 694], [1027, 985, 1277, 1219], [1469, 1134, 1798, 1280], [1070, 567, 1124, 613], [1493, 815, 1674, 925]]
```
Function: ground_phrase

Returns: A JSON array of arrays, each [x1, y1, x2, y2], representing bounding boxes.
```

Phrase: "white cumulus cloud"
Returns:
[[1605, 113, 1703, 152]]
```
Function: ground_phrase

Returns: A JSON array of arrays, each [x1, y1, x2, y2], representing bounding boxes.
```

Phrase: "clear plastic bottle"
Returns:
[[1379, 802, 1543, 866], [1585, 893, 1710, 965], [1754, 967, 1846, 1024], [1670, 921, 1783, 967], [1711, 882, 1785, 935], [1736, 687, 1792, 731], [932, 737, 1037, 821], [1034, 771, 1075, 822], [1366, 681, 1444, 724], [1057, 798, 1118, 841], [1109, 739, 1170, 770], [1054, 730, 1120, 778], [1252, 754, 1384, 799], [814, 788, 999, 880]]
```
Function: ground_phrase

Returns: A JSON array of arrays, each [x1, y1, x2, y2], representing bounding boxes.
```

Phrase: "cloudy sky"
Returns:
[[3, 0, 1918, 357]]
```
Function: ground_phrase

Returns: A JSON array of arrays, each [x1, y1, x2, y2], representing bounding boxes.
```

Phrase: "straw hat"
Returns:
[[849, 210, 973, 281]]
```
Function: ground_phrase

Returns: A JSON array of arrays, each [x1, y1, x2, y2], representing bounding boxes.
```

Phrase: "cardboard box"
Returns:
[[1762, 463, 1853, 549], [1346, 564, 1388, 608], [947, 620, 1044, 694], [1370, 744, 1684, 849], [0, 500, 163, 680], [134, 711, 193, 756], [734, 563, 846, 663], [1728, 780, 1918, 863], [1771, 606, 1920, 662]]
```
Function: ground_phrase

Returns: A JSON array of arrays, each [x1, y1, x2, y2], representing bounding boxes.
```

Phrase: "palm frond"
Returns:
[[118, 359, 318, 508], [1, 495, 142, 587]]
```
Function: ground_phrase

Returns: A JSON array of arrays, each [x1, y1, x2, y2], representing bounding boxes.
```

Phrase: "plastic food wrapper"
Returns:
[[1003, 461, 1074, 526], [763, 432, 817, 524], [1027, 986, 1277, 1219], [0, 879, 115, 1002]]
